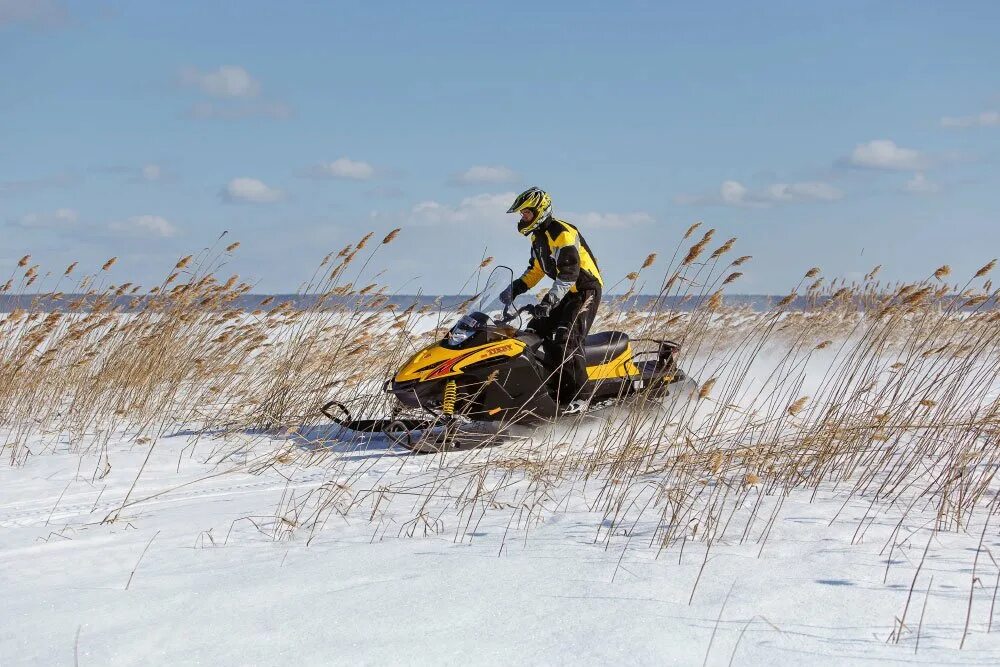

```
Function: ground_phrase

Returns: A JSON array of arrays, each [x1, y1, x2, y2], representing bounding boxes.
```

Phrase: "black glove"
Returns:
[[529, 301, 552, 319], [539, 290, 560, 316], [500, 279, 526, 306]]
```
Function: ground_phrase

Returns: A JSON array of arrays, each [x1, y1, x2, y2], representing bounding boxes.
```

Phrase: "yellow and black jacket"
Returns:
[[511, 218, 603, 303]]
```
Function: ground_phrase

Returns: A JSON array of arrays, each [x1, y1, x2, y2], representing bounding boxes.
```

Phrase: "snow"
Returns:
[[3, 312, 1000, 665], [2, 425, 1000, 666]]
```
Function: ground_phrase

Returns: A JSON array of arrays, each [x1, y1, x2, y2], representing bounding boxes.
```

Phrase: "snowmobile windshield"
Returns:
[[447, 266, 516, 346], [473, 265, 516, 322]]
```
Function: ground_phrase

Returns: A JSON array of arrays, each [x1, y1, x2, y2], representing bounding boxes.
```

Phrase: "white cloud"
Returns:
[[141, 164, 162, 182], [10, 207, 78, 229], [177, 65, 291, 122], [452, 165, 518, 185], [563, 211, 654, 229], [903, 172, 940, 194], [720, 180, 752, 206], [221, 177, 284, 204], [848, 139, 928, 171], [109, 215, 178, 238], [54, 207, 77, 222], [0, 0, 68, 27], [308, 158, 376, 181], [411, 193, 514, 225], [179, 66, 261, 99], [189, 101, 292, 120], [941, 110, 1000, 128], [763, 182, 842, 202], [677, 180, 843, 208], [408, 192, 653, 229]]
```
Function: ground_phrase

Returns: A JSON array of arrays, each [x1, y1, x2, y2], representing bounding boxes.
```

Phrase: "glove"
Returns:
[[530, 291, 560, 319], [529, 301, 552, 319], [500, 280, 526, 306]]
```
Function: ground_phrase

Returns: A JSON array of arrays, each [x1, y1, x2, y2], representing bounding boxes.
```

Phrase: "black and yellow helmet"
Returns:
[[507, 186, 552, 236]]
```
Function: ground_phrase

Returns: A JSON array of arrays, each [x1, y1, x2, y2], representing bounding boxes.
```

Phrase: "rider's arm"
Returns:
[[512, 255, 545, 297], [543, 230, 581, 304]]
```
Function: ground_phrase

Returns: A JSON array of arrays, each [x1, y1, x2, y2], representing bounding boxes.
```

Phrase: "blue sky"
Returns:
[[2, 1, 999, 294]]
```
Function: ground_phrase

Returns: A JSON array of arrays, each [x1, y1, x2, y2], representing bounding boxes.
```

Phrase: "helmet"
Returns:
[[507, 187, 552, 236]]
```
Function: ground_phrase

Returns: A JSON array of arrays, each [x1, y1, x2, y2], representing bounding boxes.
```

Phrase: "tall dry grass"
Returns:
[[251, 227, 1000, 632], [0, 230, 438, 466], [3, 230, 1000, 573]]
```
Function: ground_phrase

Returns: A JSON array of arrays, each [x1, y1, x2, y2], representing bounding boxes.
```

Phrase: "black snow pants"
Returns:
[[528, 288, 601, 405]]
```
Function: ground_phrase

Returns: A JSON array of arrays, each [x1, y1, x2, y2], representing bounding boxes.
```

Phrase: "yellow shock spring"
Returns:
[[442, 380, 457, 416]]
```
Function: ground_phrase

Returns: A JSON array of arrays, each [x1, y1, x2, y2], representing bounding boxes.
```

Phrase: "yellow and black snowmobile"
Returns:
[[322, 266, 694, 452]]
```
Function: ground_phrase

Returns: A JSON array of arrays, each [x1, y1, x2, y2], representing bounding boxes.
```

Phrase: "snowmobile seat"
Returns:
[[583, 331, 630, 366]]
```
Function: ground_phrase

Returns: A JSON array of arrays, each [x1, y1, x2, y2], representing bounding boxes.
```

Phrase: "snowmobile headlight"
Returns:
[[447, 314, 481, 346], [448, 326, 474, 346]]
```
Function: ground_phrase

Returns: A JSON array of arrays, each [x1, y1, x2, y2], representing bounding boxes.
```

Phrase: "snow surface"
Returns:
[[3, 312, 1000, 665], [4, 424, 1000, 666]]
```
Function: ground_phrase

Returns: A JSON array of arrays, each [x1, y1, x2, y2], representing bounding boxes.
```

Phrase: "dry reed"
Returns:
[[3, 227, 1000, 641]]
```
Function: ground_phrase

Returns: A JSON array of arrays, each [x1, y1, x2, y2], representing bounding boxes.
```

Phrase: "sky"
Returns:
[[2, 0, 999, 294]]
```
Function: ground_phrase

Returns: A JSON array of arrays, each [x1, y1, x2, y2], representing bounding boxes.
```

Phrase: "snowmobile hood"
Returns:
[[395, 339, 527, 383]]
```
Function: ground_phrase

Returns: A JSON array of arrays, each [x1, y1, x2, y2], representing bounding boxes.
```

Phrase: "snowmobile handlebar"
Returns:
[[499, 303, 532, 324]]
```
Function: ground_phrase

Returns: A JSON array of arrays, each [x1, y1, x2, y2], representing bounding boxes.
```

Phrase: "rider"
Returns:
[[500, 186, 604, 412]]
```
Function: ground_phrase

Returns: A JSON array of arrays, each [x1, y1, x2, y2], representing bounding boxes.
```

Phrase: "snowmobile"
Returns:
[[321, 266, 695, 453]]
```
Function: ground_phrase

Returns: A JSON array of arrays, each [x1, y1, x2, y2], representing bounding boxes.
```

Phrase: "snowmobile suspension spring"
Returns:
[[442, 380, 457, 416]]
